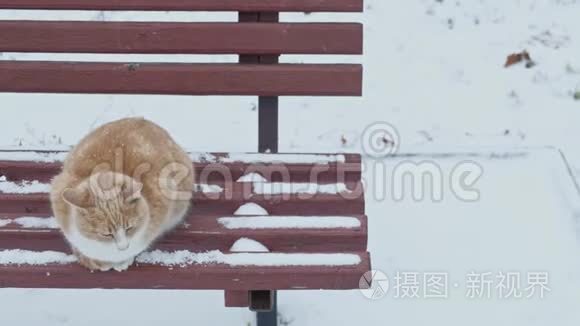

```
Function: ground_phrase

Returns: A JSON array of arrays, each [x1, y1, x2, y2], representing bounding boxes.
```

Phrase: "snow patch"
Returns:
[[0, 250, 76, 265], [218, 216, 361, 230], [252, 182, 350, 195], [0, 178, 51, 194], [0, 151, 67, 163], [137, 250, 361, 267], [236, 173, 268, 183], [0, 179, 223, 195], [13, 217, 59, 229], [189, 153, 345, 164], [0, 151, 345, 165], [229, 238, 270, 253], [0, 178, 351, 196], [220, 153, 345, 164], [194, 184, 223, 193], [234, 203, 269, 216], [189, 152, 217, 163]]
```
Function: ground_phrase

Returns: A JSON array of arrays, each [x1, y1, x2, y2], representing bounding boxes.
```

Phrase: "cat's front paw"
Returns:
[[112, 258, 135, 272], [79, 256, 114, 272], [73, 248, 114, 272]]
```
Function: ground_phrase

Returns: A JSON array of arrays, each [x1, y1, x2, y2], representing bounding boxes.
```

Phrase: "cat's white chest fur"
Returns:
[[65, 217, 151, 263]]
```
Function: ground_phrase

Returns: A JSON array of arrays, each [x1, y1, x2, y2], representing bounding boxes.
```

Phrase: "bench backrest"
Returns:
[[0, 0, 363, 97]]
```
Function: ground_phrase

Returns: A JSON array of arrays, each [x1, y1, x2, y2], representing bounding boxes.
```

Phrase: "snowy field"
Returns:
[[1, 0, 580, 325]]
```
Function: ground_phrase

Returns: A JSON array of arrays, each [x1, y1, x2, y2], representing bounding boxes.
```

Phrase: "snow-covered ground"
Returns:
[[1, 0, 580, 325]]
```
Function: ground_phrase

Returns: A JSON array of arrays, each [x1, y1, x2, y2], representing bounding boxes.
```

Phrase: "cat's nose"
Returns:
[[116, 240, 129, 251], [115, 230, 130, 251]]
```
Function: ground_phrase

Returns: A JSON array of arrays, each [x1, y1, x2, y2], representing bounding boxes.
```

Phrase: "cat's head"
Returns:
[[62, 172, 149, 250]]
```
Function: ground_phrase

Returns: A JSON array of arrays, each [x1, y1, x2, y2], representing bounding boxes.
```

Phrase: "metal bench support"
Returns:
[[239, 11, 280, 326], [255, 292, 277, 326]]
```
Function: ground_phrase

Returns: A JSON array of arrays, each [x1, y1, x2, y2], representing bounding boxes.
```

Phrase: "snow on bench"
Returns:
[[0, 150, 348, 164], [0, 177, 352, 196], [0, 151, 67, 163], [1, 215, 361, 231], [0, 249, 362, 267], [194, 153, 347, 164], [0, 151, 346, 165], [0, 216, 59, 229], [0, 249, 76, 265], [230, 238, 270, 253], [0, 176, 50, 194], [218, 216, 361, 229]]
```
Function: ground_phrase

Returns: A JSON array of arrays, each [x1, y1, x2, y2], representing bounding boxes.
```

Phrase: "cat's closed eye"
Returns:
[[127, 198, 139, 205], [100, 232, 113, 238]]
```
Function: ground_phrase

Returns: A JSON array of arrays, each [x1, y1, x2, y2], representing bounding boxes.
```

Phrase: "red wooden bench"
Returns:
[[0, 1, 368, 325]]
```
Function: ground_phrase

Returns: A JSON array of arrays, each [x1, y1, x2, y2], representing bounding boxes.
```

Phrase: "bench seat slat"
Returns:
[[0, 62, 362, 96], [0, 251, 370, 290], [0, 182, 365, 216], [0, 21, 362, 55], [0, 0, 364, 12], [0, 214, 368, 252], [0, 154, 362, 184]]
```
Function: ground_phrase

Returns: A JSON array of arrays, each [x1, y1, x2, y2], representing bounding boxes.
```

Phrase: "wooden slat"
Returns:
[[225, 290, 250, 307], [0, 214, 368, 252], [0, 159, 362, 184], [0, 21, 362, 55], [0, 252, 370, 290], [0, 62, 362, 96], [0, 0, 364, 12], [0, 180, 365, 216]]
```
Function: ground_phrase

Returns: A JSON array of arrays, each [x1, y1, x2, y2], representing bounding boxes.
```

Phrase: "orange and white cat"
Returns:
[[50, 118, 194, 271]]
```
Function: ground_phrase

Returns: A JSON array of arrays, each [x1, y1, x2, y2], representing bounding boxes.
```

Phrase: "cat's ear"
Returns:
[[62, 186, 94, 211], [122, 180, 143, 204]]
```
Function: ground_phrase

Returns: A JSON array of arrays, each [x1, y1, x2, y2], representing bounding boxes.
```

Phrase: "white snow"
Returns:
[[233, 203, 269, 216], [194, 184, 223, 194], [252, 182, 350, 195], [218, 153, 346, 164], [0, 248, 360, 267], [0, 178, 51, 194], [224, 252, 361, 267], [136, 250, 361, 267], [0, 151, 345, 165], [0, 151, 67, 162], [189, 153, 346, 164], [236, 172, 268, 183], [229, 238, 270, 253], [13, 217, 59, 229], [0, 180, 223, 195], [0, 250, 76, 265], [0, 217, 60, 229], [218, 216, 361, 230], [189, 152, 217, 163]]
